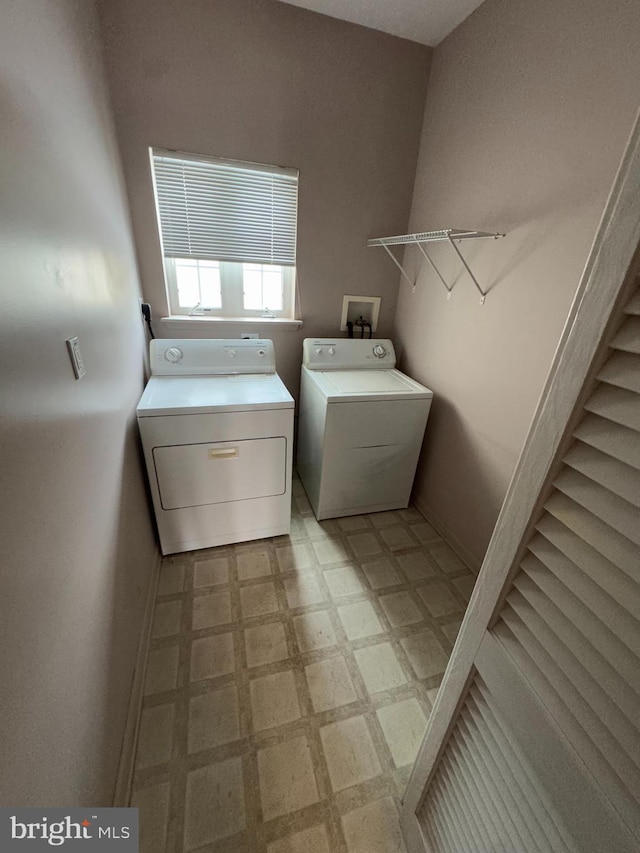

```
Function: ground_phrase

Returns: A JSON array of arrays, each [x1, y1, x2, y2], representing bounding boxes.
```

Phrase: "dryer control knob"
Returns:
[[372, 344, 387, 358], [164, 346, 183, 363], [258, 349, 266, 357], [315, 347, 323, 354], [328, 347, 335, 355], [227, 349, 237, 358]]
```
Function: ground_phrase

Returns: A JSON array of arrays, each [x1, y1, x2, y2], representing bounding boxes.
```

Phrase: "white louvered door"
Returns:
[[401, 113, 640, 853]]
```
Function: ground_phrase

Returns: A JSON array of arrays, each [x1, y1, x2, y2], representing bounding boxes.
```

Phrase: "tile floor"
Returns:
[[131, 479, 476, 852]]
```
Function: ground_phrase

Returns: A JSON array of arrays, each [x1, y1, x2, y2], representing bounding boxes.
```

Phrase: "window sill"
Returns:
[[161, 315, 303, 330]]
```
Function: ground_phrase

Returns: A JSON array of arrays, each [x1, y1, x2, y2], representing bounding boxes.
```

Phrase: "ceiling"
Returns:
[[277, 0, 486, 46]]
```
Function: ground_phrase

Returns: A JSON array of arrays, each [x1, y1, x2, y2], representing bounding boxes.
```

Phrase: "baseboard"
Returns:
[[412, 491, 482, 576], [112, 549, 162, 807]]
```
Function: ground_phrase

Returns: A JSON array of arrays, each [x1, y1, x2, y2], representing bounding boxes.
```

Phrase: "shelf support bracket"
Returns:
[[447, 235, 488, 304], [380, 243, 414, 288], [413, 238, 453, 297]]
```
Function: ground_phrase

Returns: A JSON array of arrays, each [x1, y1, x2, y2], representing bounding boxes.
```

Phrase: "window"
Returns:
[[151, 149, 298, 318]]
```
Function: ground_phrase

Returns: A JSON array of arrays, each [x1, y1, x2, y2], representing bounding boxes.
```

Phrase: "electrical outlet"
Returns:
[[66, 336, 86, 379], [241, 333, 259, 339]]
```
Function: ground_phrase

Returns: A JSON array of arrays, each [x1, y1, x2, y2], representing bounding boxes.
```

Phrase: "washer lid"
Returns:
[[305, 368, 433, 402], [137, 373, 294, 416]]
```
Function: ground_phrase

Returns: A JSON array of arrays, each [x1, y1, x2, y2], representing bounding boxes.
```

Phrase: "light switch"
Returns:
[[66, 336, 86, 380]]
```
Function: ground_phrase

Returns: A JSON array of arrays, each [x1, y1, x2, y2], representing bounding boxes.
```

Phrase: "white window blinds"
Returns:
[[151, 150, 298, 266]]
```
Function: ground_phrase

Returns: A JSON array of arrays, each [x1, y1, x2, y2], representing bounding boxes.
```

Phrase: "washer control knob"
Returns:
[[258, 349, 266, 357], [328, 347, 335, 355], [227, 348, 236, 358], [372, 344, 387, 358], [164, 346, 183, 363], [315, 347, 323, 355]]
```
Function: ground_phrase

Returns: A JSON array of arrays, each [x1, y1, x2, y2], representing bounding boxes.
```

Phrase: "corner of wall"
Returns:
[[413, 488, 482, 575]]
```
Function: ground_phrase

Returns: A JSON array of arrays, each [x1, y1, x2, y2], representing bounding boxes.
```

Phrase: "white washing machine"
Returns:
[[137, 339, 294, 554], [297, 338, 433, 520]]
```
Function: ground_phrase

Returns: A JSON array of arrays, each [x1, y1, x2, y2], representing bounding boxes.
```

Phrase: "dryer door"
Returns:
[[153, 437, 287, 509]]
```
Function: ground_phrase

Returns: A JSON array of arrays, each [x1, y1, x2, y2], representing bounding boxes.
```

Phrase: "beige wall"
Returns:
[[97, 0, 430, 397], [393, 0, 640, 570], [0, 0, 158, 804]]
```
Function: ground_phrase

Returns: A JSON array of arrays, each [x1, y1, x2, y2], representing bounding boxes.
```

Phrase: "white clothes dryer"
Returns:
[[137, 339, 294, 554], [297, 338, 432, 520]]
